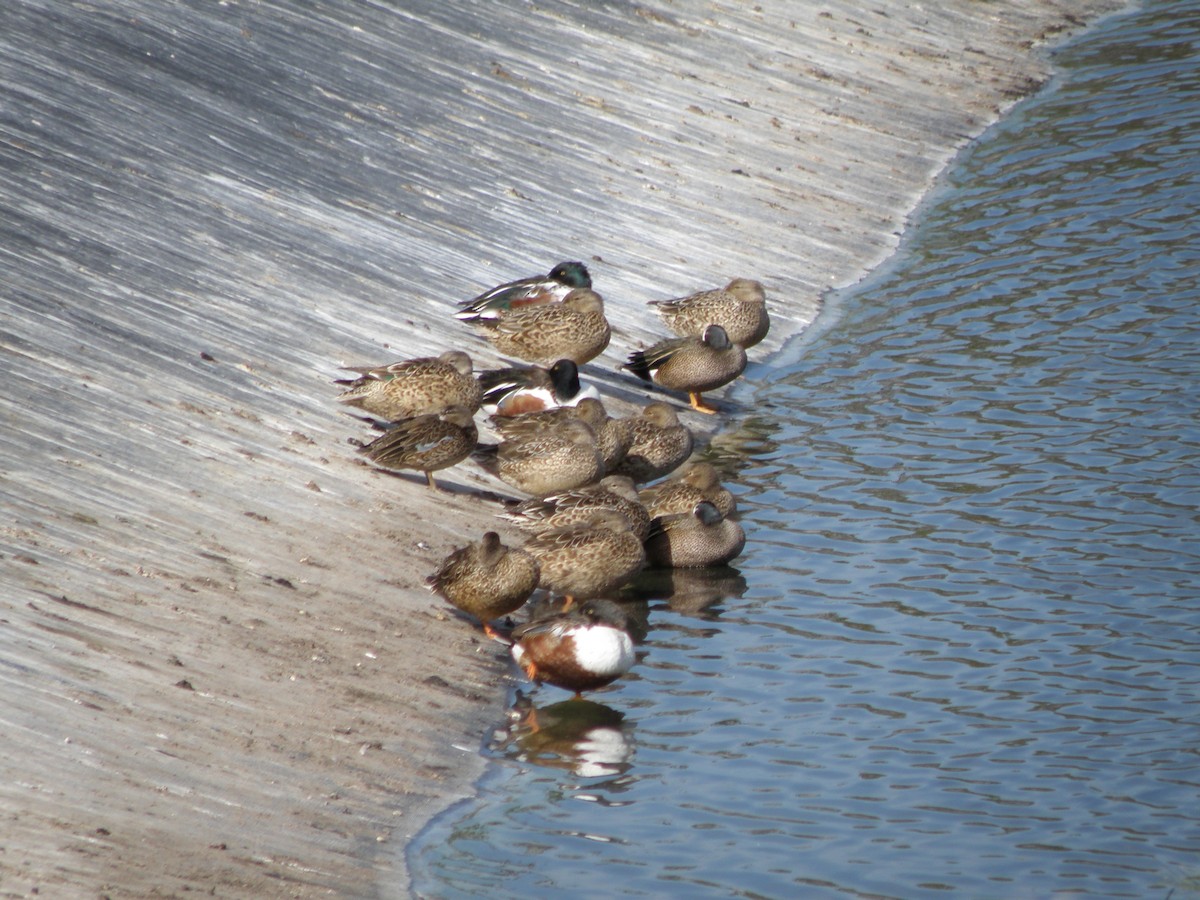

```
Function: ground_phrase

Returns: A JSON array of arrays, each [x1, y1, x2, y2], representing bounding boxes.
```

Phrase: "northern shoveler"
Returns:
[[500, 474, 651, 541], [623, 323, 747, 415], [336, 349, 481, 420], [510, 598, 636, 698], [356, 406, 478, 490], [640, 461, 737, 519], [473, 417, 603, 497], [425, 531, 540, 638], [491, 397, 628, 473], [455, 261, 592, 323], [477, 358, 600, 417], [649, 278, 770, 348], [475, 288, 611, 366], [521, 509, 645, 605], [611, 402, 694, 484]]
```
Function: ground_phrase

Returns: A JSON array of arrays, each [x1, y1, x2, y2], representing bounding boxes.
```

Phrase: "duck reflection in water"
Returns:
[[490, 691, 635, 779], [623, 564, 748, 619]]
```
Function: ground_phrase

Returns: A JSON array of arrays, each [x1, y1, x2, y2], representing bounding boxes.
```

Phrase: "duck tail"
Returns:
[[456, 311, 497, 325], [622, 350, 653, 383], [477, 373, 521, 408]]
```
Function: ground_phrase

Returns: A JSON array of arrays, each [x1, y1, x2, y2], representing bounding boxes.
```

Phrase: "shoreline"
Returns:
[[0, 1, 1125, 896]]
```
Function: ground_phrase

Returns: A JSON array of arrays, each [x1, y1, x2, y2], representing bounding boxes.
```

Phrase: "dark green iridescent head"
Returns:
[[549, 261, 591, 289]]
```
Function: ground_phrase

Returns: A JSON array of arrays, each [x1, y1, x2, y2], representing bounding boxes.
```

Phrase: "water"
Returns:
[[409, 4, 1200, 897]]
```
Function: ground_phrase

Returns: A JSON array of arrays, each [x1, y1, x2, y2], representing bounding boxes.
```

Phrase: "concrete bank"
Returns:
[[0, 1, 1122, 895]]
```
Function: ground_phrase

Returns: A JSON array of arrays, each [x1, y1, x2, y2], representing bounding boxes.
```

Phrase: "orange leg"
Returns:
[[688, 392, 719, 415], [483, 623, 501, 640]]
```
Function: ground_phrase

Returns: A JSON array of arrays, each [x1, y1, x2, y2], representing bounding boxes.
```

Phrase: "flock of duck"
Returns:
[[334, 262, 769, 700]]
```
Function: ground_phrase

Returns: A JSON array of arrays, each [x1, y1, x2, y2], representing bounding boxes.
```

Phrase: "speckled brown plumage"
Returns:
[[473, 417, 603, 497], [336, 350, 481, 420], [522, 509, 645, 602], [492, 398, 627, 473], [649, 278, 770, 348], [476, 288, 611, 366], [640, 461, 737, 519], [611, 402, 694, 484], [425, 531, 540, 637], [357, 406, 478, 490], [500, 475, 651, 541]]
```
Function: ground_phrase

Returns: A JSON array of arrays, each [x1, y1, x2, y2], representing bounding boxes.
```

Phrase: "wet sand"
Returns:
[[0, 1, 1122, 895]]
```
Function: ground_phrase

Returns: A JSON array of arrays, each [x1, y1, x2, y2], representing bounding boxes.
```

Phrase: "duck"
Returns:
[[611, 402, 694, 484], [336, 350, 481, 420], [425, 531, 540, 638], [500, 475, 651, 541], [356, 406, 478, 491], [475, 288, 611, 366], [639, 461, 737, 519], [570, 398, 629, 472], [521, 509, 645, 605], [648, 278, 770, 348], [644, 500, 746, 568], [622, 323, 747, 415], [510, 598, 636, 698], [492, 398, 628, 473], [473, 417, 603, 497], [455, 261, 592, 323], [477, 358, 600, 417]]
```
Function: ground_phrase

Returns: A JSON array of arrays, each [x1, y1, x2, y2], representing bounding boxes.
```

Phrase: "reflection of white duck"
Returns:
[[496, 694, 635, 778], [570, 721, 634, 779]]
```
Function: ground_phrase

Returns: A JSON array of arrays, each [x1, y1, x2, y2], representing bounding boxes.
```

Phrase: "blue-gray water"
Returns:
[[409, 3, 1200, 897]]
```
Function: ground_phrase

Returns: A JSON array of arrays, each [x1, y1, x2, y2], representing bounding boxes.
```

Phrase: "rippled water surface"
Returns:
[[409, 4, 1200, 897]]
